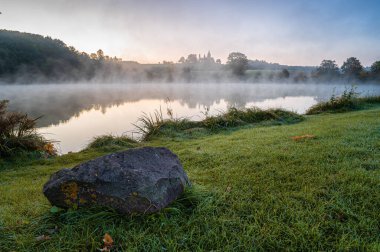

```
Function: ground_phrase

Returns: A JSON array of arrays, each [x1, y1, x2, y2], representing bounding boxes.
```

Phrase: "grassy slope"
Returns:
[[1, 107, 380, 251]]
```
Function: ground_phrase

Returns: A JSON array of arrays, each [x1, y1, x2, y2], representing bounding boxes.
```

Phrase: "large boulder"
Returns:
[[43, 147, 191, 214]]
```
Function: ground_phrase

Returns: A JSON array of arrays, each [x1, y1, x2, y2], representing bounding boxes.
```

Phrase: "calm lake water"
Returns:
[[2, 83, 380, 154]]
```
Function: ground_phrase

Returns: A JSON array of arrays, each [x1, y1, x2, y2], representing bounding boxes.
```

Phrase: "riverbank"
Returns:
[[1, 106, 380, 251]]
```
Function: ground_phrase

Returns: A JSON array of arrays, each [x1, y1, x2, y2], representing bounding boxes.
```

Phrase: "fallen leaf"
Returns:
[[103, 233, 113, 247], [43, 143, 57, 156], [291, 134, 316, 141], [99, 233, 114, 251]]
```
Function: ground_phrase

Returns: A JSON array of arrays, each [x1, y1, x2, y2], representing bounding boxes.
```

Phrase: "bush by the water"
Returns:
[[135, 107, 303, 140], [0, 100, 55, 157], [306, 87, 380, 115], [86, 135, 136, 150], [202, 107, 303, 130]]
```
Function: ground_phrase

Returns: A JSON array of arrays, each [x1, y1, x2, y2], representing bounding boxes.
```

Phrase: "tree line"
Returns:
[[223, 52, 380, 82], [0, 30, 121, 83], [0, 30, 379, 83], [177, 51, 380, 82], [313, 58, 380, 81]]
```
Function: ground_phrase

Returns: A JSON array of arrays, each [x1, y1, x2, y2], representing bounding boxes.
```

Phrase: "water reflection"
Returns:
[[2, 83, 380, 153]]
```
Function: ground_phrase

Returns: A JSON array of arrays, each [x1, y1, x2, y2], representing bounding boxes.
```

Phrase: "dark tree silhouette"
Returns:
[[315, 60, 340, 79], [371, 61, 380, 75], [178, 56, 185, 63], [281, 69, 290, 78], [341, 57, 363, 78], [226, 52, 248, 76], [96, 49, 105, 61], [185, 54, 198, 64]]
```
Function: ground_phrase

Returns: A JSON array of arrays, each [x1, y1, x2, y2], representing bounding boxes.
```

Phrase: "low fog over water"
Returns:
[[2, 83, 380, 153]]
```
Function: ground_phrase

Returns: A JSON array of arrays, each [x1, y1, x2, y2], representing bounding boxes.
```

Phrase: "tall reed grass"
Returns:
[[306, 87, 380, 115], [135, 106, 303, 140], [0, 100, 55, 157]]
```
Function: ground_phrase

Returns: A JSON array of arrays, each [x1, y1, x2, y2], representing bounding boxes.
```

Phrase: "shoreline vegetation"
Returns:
[[1, 89, 380, 158], [1, 98, 380, 250], [134, 107, 304, 141], [1, 30, 380, 84], [132, 88, 380, 142], [306, 87, 380, 114], [0, 100, 56, 159]]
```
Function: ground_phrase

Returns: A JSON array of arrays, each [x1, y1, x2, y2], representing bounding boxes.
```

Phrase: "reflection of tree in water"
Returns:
[[227, 92, 250, 108], [2, 83, 380, 127]]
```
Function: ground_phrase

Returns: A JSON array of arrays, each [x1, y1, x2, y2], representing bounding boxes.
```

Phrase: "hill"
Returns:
[[0, 30, 120, 83]]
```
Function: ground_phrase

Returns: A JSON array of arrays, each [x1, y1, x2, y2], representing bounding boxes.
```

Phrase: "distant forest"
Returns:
[[0, 30, 124, 83], [0, 30, 379, 84]]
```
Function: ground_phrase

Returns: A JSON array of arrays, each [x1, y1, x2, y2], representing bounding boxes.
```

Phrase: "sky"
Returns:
[[1, 0, 380, 66]]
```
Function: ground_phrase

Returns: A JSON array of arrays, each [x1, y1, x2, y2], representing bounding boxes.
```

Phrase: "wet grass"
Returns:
[[136, 107, 303, 140], [1, 106, 380, 251], [86, 135, 137, 151], [306, 88, 380, 115]]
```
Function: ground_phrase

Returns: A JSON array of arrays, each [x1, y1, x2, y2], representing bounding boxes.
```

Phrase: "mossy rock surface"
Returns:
[[43, 147, 191, 214]]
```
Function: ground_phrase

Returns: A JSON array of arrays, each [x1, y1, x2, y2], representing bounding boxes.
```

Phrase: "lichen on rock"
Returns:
[[43, 147, 191, 214]]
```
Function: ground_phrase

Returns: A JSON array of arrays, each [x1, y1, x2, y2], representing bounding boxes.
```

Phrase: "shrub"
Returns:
[[202, 107, 302, 130], [306, 87, 380, 115], [360, 96, 380, 104], [0, 100, 55, 157], [133, 108, 165, 141], [86, 135, 136, 150], [135, 106, 303, 140]]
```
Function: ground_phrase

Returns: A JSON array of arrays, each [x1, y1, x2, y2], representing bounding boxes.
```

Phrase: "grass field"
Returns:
[[1, 106, 380, 251]]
